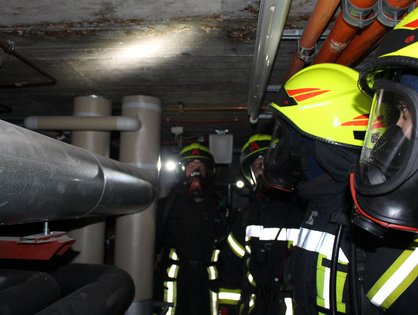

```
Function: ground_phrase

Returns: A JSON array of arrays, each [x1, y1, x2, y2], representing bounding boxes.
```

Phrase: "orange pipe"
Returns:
[[313, 0, 377, 64], [336, 0, 414, 66], [285, 0, 339, 80]]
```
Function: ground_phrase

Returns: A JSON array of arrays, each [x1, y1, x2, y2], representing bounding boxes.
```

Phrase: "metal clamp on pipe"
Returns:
[[297, 41, 317, 63], [377, 0, 415, 27], [342, 0, 378, 28]]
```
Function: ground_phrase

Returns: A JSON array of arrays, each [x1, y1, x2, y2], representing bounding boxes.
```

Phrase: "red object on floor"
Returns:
[[0, 232, 75, 260]]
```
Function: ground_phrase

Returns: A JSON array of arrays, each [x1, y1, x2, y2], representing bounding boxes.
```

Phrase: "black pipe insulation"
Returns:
[[36, 264, 135, 315], [0, 270, 61, 315]]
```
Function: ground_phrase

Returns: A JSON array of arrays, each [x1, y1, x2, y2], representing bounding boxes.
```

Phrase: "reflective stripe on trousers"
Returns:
[[218, 288, 242, 305], [227, 233, 246, 258], [164, 248, 219, 315], [367, 238, 418, 310], [296, 227, 349, 313], [239, 295, 294, 315]]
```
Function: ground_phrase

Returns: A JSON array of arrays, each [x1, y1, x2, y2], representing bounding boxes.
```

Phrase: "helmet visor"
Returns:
[[357, 80, 416, 193], [263, 117, 301, 191]]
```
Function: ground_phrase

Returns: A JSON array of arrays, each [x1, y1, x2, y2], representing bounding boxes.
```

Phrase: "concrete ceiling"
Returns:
[[0, 0, 323, 151]]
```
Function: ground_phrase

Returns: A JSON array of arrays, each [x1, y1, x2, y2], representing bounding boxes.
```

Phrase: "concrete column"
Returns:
[[115, 95, 161, 315], [68, 95, 112, 264]]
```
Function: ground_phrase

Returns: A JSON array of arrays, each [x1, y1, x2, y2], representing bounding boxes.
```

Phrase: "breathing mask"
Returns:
[[350, 7, 418, 236]]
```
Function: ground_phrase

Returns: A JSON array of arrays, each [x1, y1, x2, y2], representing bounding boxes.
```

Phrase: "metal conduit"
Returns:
[[247, 0, 292, 123], [24, 116, 141, 131], [0, 119, 155, 225]]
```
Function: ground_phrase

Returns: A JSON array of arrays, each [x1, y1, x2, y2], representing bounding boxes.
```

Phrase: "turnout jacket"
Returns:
[[360, 230, 418, 315], [291, 174, 354, 315], [154, 185, 228, 315], [218, 195, 304, 315]]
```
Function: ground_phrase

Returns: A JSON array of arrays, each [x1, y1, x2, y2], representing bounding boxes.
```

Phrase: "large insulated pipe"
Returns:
[[37, 264, 135, 315], [336, 0, 414, 66], [313, 0, 378, 64], [68, 95, 111, 264], [0, 118, 155, 225], [115, 95, 161, 315], [285, 0, 340, 80], [0, 270, 61, 315]]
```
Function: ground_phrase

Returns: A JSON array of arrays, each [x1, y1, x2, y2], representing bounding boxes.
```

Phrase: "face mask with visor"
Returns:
[[350, 78, 418, 236], [263, 117, 304, 192]]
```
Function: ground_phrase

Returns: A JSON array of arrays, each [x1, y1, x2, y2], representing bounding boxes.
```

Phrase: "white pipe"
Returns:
[[115, 95, 161, 310], [24, 116, 141, 131], [247, 0, 293, 123]]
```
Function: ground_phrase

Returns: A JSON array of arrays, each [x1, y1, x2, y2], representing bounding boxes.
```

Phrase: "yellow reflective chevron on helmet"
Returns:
[[270, 63, 370, 147]]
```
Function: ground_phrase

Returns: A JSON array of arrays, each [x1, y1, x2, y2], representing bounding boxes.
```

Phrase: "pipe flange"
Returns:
[[377, 0, 415, 27], [297, 41, 317, 63], [342, 0, 378, 28]]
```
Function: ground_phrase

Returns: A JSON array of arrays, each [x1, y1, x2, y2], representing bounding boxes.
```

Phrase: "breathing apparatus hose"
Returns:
[[330, 223, 343, 315], [349, 239, 361, 315]]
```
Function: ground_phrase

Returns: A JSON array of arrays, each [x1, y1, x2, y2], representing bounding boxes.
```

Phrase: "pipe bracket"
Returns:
[[342, 0, 378, 28], [297, 41, 317, 63], [377, 0, 415, 27]]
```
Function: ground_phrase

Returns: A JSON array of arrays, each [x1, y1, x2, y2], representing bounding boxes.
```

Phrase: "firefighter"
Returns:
[[263, 63, 371, 315], [349, 7, 418, 314], [154, 143, 228, 315], [217, 134, 305, 315]]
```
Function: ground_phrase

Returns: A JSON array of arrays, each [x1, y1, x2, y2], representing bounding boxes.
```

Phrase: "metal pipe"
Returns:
[[285, 0, 340, 80], [0, 119, 155, 225], [24, 116, 141, 131], [0, 40, 57, 88], [247, 0, 292, 123]]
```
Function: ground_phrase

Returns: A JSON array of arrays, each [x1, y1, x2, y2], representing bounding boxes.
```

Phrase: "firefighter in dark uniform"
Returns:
[[154, 143, 228, 315], [263, 63, 371, 315], [349, 8, 418, 314], [217, 134, 305, 315]]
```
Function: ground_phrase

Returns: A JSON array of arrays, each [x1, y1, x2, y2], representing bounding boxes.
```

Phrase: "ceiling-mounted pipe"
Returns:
[[0, 40, 57, 88], [285, 0, 340, 80], [336, 0, 415, 66], [24, 116, 141, 131], [0, 119, 155, 225], [163, 105, 248, 113], [313, 0, 378, 64], [247, 0, 292, 123], [337, 0, 414, 66]]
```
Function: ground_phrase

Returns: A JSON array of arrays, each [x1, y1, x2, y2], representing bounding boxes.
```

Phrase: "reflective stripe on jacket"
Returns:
[[296, 227, 349, 313], [367, 238, 418, 310]]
